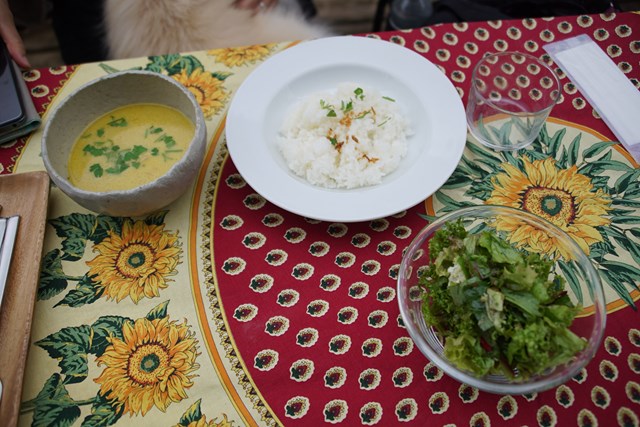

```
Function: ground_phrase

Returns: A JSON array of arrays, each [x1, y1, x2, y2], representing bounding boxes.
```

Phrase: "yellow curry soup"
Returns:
[[68, 103, 195, 192]]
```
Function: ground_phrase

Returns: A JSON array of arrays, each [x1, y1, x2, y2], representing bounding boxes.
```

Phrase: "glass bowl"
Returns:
[[397, 205, 606, 395]]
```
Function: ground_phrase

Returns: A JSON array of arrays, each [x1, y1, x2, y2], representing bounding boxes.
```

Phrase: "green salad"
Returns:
[[420, 219, 586, 379]]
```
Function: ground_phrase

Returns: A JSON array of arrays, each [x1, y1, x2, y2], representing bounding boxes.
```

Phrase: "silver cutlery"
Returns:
[[0, 215, 19, 405], [0, 215, 19, 310]]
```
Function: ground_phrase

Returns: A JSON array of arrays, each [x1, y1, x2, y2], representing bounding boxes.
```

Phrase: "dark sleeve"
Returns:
[[297, 0, 317, 19], [50, 0, 108, 64]]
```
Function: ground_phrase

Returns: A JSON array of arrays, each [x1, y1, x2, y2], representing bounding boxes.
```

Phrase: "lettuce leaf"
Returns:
[[420, 219, 586, 380]]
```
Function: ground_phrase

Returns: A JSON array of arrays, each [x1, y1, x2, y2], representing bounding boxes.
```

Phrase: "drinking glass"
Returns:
[[466, 52, 561, 151]]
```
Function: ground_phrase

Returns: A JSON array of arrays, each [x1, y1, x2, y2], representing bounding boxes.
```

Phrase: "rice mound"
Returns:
[[278, 82, 411, 189]]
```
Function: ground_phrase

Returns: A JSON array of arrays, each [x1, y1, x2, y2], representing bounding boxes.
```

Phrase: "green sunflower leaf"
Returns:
[[477, 116, 493, 143], [547, 128, 566, 159], [212, 71, 233, 81], [466, 185, 493, 200], [442, 170, 474, 189], [612, 216, 640, 224], [599, 268, 636, 309], [25, 373, 81, 427], [537, 125, 550, 152], [454, 155, 478, 177], [614, 170, 640, 196], [501, 149, 520, 167], [460, 156, 491, 179], [557, 261, 583, 305], [566, 134, 582, 167], [147, 300, 170, 321], [35, 326, 91, 384], [144, 210, 169, 226], [584, 175, 609, 191], [179, 399, 204, 426], [54, 274, 104, 308], [526, 150, 550, 161], [582, 141, 616, 159], [465, 141, 503, 169], [89, 316, 131, 356], [591, 159, 634, 172], [144, 54, 204, 76], [38, 249, 68, 301], [98, 63, 121, 74], [49, 214, 121, 260], [610, 233, 640, 267], [435, 191, 465, 210], [609, 207, 635, 216], [624, 184, 640, 199], [82, 394, 124, 427], [599, 260, 640, 287], [628, 228, 640, 239], [557, 146, 569, 169]]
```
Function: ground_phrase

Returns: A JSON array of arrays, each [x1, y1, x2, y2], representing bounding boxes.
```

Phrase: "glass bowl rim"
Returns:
[[397, 204, 607, 394]]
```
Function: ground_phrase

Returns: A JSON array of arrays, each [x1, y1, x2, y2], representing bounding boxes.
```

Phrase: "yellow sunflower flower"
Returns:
[[173, 68, 228, 118], [95, 317, 199, 416], [87, 220, 181, 303], [486, 157, 611, 258], [208, 44, 276, 67]]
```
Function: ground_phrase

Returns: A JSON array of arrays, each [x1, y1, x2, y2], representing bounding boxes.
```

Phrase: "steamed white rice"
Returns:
[[278, 82, 411, 189]]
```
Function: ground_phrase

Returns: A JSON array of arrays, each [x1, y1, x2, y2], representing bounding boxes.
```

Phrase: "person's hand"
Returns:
[[233, 0, 278, 14], [0, 0, 30, 68]]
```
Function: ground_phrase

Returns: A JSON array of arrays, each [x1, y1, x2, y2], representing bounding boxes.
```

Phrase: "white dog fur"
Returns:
[[104, 0, 332, 59]]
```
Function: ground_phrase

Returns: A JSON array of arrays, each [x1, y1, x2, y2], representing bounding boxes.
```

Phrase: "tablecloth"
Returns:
[[2, 10, 640, 427]]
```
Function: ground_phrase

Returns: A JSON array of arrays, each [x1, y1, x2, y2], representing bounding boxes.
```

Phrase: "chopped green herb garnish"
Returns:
[[354, 87, 364, 100], [155, 134, 177, 148], [377, 117, 391, 127], [327, 137, 338, 146], [341, 100, 354, 113], [83, 144, 108, 157], [89, 163, 104, 178], [107, 116, 128, 127], [382, 96, 396, 102]]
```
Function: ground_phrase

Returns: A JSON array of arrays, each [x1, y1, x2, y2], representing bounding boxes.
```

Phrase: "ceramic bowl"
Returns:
[[42, 70, 206, 217], [397, 205, 606, 395]]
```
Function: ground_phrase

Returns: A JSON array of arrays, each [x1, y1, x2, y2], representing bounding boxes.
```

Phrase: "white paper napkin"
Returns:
[[544, 34, 640, 164]]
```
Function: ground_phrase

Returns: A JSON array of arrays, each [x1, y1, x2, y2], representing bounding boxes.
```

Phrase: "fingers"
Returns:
[[0, 1, 31, 68]]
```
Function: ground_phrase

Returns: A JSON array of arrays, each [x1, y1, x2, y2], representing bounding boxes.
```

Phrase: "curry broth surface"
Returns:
[[68, 103, 194, 192]]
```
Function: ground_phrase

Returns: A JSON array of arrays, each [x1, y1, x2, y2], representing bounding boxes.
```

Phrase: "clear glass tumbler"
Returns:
[[466, 52, 561, 151]]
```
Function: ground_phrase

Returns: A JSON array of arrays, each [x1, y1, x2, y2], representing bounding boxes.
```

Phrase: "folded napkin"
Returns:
[[544, 34, 640, 164], [0, 62, 41, 145]]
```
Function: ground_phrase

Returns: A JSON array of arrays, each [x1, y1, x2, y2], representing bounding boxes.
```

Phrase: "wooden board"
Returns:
[[0, 171, 50, 427]]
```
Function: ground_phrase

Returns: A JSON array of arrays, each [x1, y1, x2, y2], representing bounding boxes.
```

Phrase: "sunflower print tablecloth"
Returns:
[[4, 11, 640, 427]]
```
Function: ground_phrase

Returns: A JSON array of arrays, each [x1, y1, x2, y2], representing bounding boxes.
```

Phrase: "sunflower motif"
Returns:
[[486, 157, 611, 258], [87, 220, 181, 303], [95, 316, 199, 416], [208, 44, 276, 67], [175, 414, 233, 427], [173, 68, 228, 118]]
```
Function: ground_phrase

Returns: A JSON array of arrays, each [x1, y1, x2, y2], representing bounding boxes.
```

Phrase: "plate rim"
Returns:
[[226, 35, 467, 222]]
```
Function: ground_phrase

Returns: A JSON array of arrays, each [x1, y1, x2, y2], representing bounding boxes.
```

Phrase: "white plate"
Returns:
[[226, 36, 467, 222]]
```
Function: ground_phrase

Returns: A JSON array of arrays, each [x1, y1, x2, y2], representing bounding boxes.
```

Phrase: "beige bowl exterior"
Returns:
[[42, 70, 206, 217]]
